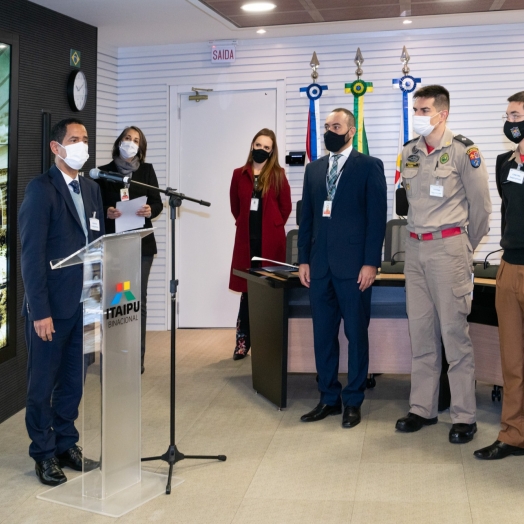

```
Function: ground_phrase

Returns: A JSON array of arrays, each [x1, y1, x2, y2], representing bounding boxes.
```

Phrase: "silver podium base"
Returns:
[[37, 470, 184, 518]]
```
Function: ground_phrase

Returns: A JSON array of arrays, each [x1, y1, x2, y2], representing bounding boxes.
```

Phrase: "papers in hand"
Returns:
[[115, 196, 147, 233]]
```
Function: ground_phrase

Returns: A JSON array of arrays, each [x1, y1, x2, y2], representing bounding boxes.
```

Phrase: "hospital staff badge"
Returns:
[[467, 147, 481, 168]]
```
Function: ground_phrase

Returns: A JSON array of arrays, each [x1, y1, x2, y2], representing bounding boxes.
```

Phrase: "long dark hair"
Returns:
[[112, 126, 147, 164], [245, 128, 284, 196]]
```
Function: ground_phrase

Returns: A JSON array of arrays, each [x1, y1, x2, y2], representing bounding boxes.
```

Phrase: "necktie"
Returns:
[[327, 154, 342, 201], [70, 179, 80, 194]]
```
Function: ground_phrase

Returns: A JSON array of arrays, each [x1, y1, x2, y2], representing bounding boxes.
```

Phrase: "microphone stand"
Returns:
[[113, 177, 227, 494]]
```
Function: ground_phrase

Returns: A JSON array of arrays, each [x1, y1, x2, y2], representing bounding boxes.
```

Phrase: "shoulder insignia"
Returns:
[[453, 134, 474, 148], [403, 137, 418, 147], [466, 146, 481, 168]]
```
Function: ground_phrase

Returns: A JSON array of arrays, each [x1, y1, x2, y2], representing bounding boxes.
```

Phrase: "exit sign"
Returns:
[[211, 45, 236, 64]]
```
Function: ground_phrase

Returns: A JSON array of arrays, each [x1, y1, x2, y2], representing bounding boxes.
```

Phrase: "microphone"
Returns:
[[89, 168, 129, 184]]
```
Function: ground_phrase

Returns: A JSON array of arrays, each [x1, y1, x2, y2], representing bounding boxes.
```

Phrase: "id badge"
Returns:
[[508, 168, 524, 184], [322, 200, 332, 217], [250, 198, 259, 211], [120, 187, 130, 201], [429, 184, 444, 197], [89, 217, 100, 231]]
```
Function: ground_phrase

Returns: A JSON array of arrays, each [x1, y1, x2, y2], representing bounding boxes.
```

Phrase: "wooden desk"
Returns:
[[234, 269, 501, 409]]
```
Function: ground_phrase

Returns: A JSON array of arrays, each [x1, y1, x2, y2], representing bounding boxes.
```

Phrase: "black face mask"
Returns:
[[252, 148, 270, 164], [504, 120, 524, 144], [324, 130, 349, 153]]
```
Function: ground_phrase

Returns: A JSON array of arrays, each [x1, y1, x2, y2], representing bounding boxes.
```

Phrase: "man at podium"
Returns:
[[19, 119, 105, 486]]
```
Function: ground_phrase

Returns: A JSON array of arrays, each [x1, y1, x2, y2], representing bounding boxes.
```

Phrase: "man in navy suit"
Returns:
[[298, 108, 387, 428], [19, 118, 105, 485]]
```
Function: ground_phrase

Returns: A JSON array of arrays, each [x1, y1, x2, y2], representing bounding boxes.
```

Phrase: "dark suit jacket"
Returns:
[[96, 161, 163, 256], [298, 149, 387, 280], [19, 165, 105, 321]]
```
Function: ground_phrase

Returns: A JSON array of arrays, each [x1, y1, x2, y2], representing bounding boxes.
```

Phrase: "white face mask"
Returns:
[[412, 113, 441, 137], [57, 141, 89, 170], [119, 140, 139, 159]]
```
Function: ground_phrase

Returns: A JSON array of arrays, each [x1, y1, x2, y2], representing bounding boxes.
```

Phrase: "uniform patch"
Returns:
[[405, 162, 419, 168], [439, 153, 449, 164], [407, 154, 420, 162], [412, 146, 419, 154], [510, 126, 522, 139], [467, 147, 481, 168]]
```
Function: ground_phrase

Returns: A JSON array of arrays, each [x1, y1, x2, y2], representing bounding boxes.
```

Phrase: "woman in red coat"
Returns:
[[229, 128, 292, 360]]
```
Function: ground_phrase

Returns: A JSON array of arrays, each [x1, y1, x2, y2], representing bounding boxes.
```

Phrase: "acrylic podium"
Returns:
[[37, 229, 182, 517]]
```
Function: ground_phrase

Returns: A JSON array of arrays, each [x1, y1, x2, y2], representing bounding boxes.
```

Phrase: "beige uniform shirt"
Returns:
[[401, 127, 492, 250]]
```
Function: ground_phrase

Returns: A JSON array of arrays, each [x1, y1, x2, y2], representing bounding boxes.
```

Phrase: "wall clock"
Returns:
[[67, 70, 87, 112]]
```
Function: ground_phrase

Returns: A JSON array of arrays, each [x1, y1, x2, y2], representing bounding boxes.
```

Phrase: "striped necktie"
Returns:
[[327, 154, 342, 201]]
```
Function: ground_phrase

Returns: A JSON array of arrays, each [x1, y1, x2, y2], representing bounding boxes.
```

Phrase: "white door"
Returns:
[[177, 88, 277, 327]]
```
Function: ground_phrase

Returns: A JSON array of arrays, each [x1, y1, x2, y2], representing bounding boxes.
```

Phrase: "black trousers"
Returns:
[[235, 236, 261, 351], [141, 255, 154, 366]]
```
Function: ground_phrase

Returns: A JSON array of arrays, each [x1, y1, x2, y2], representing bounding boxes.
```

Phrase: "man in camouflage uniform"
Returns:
[[395, 85, 491, 444]]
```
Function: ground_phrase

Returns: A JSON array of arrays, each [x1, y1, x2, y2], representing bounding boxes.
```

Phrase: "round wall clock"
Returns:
[[67, 70, 88, 112]]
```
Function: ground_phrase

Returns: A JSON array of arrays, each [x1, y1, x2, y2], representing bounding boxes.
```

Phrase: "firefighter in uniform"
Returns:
[[395, 85, 492, 444]]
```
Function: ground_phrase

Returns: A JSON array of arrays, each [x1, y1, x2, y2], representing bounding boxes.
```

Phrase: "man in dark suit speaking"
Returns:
[[298, 108, 387, 428], [19, 118, 104, 485]]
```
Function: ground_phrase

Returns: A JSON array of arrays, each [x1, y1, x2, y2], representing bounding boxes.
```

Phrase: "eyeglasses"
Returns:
[[503, 114, 524, 123]]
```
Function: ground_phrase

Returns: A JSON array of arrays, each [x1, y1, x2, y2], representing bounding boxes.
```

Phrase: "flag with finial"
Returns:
[[345, 48, 373, 154], [392, 46, 421, 217], [300, 52, 328, 161]]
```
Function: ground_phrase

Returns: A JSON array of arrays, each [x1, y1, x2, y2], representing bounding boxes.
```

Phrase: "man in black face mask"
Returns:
[[297, 108, 387, 428], [474, 91, 524, 460]]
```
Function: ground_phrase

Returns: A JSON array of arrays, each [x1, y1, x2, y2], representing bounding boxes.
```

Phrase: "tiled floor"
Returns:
[[0, 329, 523, 523]]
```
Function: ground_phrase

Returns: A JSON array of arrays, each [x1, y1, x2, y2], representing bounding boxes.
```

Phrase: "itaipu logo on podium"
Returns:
[[105, 280, 140, 327]]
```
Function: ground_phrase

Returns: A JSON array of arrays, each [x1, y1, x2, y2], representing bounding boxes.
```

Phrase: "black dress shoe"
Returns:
[[35, 457, 67, 486], [395, 412, 438, 433], [449, 422, 477, 444], [474, 440, 524, 460], [301, 402, 342, 422], [57, 445, 99, 472], [342, 406, 361, 428]]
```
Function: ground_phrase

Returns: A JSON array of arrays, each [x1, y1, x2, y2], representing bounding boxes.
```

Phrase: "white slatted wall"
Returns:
[[96, 44, 118, 163], [102, 23, 524, 330]]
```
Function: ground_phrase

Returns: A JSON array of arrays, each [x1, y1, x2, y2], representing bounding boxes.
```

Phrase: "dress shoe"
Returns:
[[474, 440, 524, 460], [449, 422, 477, 444], [301, 402, 342, 422], [35, 457, 67, 486], [395, 412, 438, 433], [342, 406, 361, 428], [57, 445, 99, 472]]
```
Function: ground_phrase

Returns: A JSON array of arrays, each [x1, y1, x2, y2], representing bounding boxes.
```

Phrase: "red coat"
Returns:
[[229, 164, 292, 293]]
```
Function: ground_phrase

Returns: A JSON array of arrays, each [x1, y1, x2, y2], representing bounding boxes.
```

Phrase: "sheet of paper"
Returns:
[[115, 196, 147, 233]]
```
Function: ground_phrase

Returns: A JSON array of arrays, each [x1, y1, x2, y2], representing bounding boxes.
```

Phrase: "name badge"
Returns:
[[250, 198, 259, 211], [322, 200, 332, 217], [508, 168, 524, 184], [89, 217, 100, 231], [120, 188, 130, 201], [430, 184, 444, 197]]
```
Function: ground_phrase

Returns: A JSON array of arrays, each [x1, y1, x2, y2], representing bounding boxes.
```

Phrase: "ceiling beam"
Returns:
[[298, 0, 325, 23], [400, 0, 412, 17], [490, 0, 506, 10]]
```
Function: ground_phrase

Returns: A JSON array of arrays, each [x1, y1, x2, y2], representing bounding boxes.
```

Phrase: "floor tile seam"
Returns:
[[239, 408, 289, 503]]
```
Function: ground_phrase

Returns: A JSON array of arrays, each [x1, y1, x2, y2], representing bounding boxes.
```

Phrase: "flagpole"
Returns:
[[392, 47, 421, 217], [300, 52, 328, 162], [344, 48, 373, 155]]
